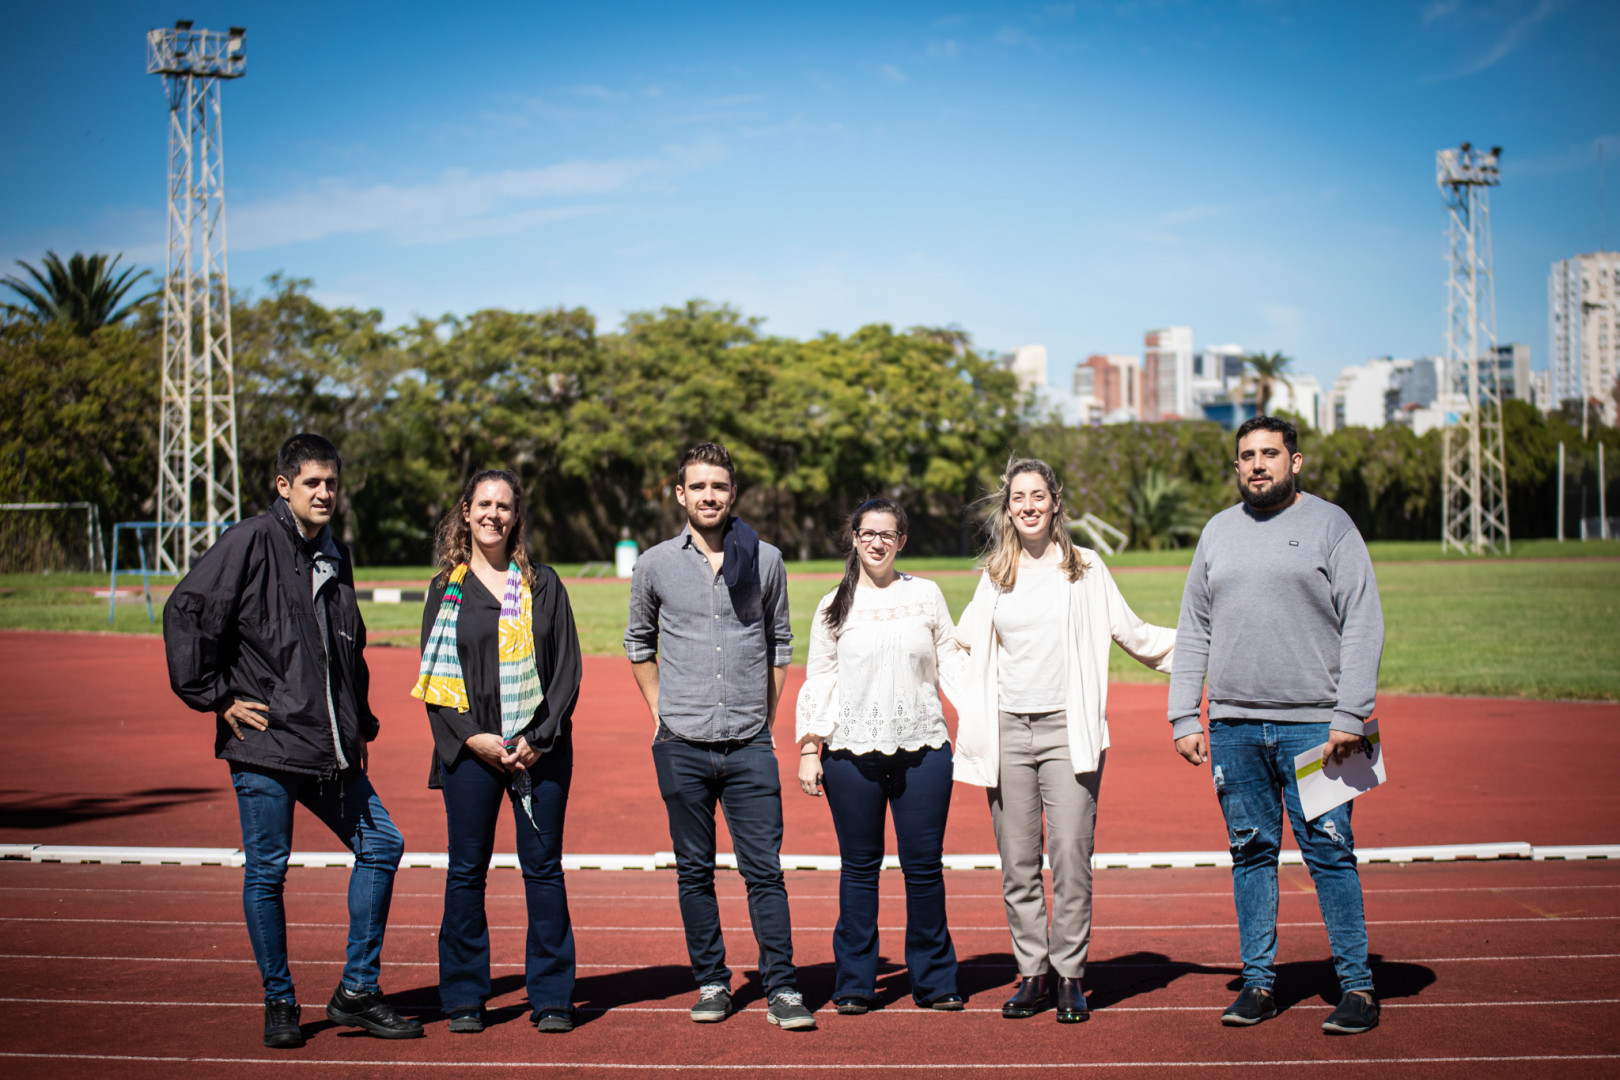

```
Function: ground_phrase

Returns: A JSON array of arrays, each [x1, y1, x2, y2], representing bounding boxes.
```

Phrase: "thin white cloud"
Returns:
[[926, 38, 961, 59], [993, 27, 1035, 48], [880, 63, 907, 83], [1428, 0, 1562, 81], [564, 84, 629, 101], [1423, 0, 1464, 25], [219, 142, 724, 251], [1156, 204, 1232, 228]]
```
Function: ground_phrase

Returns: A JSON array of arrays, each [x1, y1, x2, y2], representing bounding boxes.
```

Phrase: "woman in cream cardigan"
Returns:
[[954, 458, 1176, 1023]]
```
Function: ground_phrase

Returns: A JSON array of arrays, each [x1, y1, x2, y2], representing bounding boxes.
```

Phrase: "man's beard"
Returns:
[[1240, 469, 1296, 511]]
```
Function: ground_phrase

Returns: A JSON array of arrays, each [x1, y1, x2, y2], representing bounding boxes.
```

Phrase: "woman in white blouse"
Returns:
[[954, 458, 1175, 1024], [796, 497, 965, 1015]]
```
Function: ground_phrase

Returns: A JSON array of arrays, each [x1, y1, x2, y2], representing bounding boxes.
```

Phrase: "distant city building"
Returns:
[[1386, 358, 1439, 425], [1143, 326, 1194, 420], [1528, 368, 1555, 412], [1200, 372, 1323, 431], [1007, 344, 1049, 397], [1326, 357, 1443, 435], [1270, 374, 1322, 429], [1550, 251, 1619, 424], [1073, 353, 1141, 423], [1485, 343, 1532, 403], [1191, 344, 1245, 409]]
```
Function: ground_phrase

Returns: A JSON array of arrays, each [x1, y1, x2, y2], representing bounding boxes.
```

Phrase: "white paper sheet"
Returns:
[[1293, 719, 1384, 822]]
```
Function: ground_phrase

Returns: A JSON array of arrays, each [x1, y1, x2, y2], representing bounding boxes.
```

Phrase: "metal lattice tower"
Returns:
[[147, 21, 245, 574], [1437, 143, 1511, 556]]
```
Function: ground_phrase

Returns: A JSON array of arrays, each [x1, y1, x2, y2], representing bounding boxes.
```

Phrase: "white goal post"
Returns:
[[0, 502, 107, 573]]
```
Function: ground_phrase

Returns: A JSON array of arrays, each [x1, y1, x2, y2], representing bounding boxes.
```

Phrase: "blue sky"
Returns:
[[2, 1, 1616, 389]]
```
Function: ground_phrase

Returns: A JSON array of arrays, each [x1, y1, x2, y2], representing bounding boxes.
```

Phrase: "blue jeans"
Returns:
[[651, 723, 797, 995], [439, 743, 576, 1016], [229, 764, 405, 1004], [821, 743, 958, 1004], [1208, 720, 1373, 996]]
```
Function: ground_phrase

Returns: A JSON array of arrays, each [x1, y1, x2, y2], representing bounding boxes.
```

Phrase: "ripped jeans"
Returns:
[[1208, 719, 1372, 996]]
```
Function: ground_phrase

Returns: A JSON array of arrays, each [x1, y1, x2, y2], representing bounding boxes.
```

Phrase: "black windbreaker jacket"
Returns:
[[164, 498, 379, 778]]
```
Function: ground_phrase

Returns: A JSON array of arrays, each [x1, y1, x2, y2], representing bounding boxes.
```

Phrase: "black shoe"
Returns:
[[834, 996, 873, 1015], [263, 999, 304, 1049], [922, 993, 965, 1012], [326, 985, 425, 1040], [1221, 986, 1278, 1027], [446, 1007, 485, 1033], [1056, 978, 1089, 1024], [1002, 975, 1051, 1019], [1322, 991, 1379, 1035], [766, 990, 817, 1030], [535, 1007, 574, 1033]]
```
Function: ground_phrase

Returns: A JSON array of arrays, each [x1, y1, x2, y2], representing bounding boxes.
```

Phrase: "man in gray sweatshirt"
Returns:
[[1167, 415, 1383, 1036]]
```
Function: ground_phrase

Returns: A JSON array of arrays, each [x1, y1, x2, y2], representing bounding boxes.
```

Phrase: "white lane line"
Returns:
[[1, 1051, 1618, 1069], [4, 915, 1616, 930], [3, 996, 1618, 1013]]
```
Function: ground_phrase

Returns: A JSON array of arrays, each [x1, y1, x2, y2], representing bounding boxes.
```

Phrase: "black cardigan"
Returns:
[[419, 563, 583, 787]]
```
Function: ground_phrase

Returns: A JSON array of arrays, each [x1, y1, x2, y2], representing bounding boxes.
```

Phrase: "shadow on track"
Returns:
[[1221, 954, 1437, 1011], [0, 786, 218, 830]]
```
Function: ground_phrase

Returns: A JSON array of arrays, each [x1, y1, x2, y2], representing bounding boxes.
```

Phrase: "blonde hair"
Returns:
[[976, 456, 1085, 591]]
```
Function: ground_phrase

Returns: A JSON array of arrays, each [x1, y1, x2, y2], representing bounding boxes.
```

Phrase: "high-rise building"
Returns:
[[1550, 251, 1619, 424], [1143, 326, 1194, 420], [1007, 344, 1049, 397], [1192, 343, 1245, 407], [1327, 357, 1443, 434], [1073, 354, 1141, 423], [1483, 343, 1532, 403]]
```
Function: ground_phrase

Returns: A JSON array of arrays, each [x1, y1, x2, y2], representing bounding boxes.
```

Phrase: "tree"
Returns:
[[1238, 351, 1295, 416], [2, 251, 156, 336], [1123, 466, 1204, 550]]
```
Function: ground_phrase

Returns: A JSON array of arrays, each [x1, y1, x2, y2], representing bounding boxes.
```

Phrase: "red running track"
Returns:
[[2, 632, 1618, 855], [0, 860, 1617, 1077], [2, 631, 1619, 1077]]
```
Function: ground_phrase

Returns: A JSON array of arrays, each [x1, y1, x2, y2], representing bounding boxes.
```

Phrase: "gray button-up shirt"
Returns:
[[624, 524, 793, 742]]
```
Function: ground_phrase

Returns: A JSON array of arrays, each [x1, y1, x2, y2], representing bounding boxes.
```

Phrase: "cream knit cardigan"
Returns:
[[952, 548, 1176, 787]]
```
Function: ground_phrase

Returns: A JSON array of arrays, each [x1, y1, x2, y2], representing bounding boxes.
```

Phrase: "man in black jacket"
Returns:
[[165, 433, 423, 1048]]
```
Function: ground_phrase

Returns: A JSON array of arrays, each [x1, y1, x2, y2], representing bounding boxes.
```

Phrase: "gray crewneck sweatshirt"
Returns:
[[1167, 492, 1384, 740]]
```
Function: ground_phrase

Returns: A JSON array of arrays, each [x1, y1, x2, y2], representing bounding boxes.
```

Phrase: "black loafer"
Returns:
[[1322, 991, 1379, 1035], [834, 996, 873, 1015], [263, 999, 304, 1048], [326, 985, 425, 1039], [1221, 986, 1278, 1027], [1056, 978, 1089, 1023], [1002, 975, 1051, 1019], [446, 1007, 485, 1033], [535, 1008, 574, 1033], [922, 993, 965, 1012]]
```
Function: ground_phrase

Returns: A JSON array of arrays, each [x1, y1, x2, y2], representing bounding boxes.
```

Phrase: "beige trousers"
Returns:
[[987, 709, 1103, 979]]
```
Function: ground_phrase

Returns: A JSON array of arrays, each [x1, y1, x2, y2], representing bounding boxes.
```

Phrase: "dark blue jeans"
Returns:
[[229, 763, 405, 1004], [821, 743, 958, 1004], [1208, 719, 1373, 995], [651, 723, 797, 995], [439, 741, 576, 1016]]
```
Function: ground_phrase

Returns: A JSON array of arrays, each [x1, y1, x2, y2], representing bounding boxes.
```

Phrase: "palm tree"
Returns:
[[1124, 467, 1204, 551], [1236, 351, 1295, 416], [2, 251, 155, 336]]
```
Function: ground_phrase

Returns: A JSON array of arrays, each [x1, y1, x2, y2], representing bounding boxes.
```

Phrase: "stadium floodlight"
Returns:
[[147, 23, 245, 574], [1437, 142, 1511, 556]]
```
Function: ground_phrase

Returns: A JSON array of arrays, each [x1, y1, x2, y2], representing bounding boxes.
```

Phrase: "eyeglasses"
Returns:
[[855, 529, 903, 546]]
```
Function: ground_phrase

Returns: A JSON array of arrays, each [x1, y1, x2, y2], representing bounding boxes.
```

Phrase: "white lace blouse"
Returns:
[[794, 574, 966, 755]]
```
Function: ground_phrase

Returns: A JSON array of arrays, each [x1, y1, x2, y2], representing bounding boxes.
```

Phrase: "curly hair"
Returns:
[[975, 456, 1085, 591], [432, 469, 534, 587]]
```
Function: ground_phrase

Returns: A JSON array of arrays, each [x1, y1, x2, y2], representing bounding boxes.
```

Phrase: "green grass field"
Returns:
[[5, 542, 1617, 700]]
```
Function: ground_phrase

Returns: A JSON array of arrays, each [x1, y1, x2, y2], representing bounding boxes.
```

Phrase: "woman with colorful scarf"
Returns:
[[413, 469, 583, 1035]]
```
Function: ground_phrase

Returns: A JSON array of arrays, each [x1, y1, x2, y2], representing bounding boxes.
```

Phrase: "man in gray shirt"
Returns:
[[1168, 416, 1384, 1036], [624, 443, 812, 1030]]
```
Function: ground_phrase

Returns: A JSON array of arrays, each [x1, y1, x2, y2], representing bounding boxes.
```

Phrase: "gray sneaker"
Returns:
[[767, 989, 817, 1031], [691, 984, 731, 1023]]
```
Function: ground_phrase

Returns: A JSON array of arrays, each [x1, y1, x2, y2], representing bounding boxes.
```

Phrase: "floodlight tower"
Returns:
[[147, 21, 245, 574], [1437, 142, 1511, 556]]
